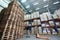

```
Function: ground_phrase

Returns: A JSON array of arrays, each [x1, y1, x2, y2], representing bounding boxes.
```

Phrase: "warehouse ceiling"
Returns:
[[0, 0, 60, 14], [0, 0, 12, 11], [18, 0, 60, 14]]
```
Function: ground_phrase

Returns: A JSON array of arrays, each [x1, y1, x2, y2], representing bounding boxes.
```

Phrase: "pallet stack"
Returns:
[[0, 8, 8, 40], [0, 0, 24, 40]]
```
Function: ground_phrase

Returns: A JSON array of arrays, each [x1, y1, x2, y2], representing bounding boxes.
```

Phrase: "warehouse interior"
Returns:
[[0, 0, 60, 40]]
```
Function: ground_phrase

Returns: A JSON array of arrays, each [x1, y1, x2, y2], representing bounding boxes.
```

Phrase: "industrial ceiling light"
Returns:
[[26, 5, 30, 8], [43, 0, 47, 2], [21, 0, 27, 3], [29, 10, 32, 12], [35, 8, 40, 10], [33, 2, 39, 5], [53, 1, 59, 4], [44, 5, 49, 7]]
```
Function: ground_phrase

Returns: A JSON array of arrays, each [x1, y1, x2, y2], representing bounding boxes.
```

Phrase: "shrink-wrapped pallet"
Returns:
[[46, 28, 51, 34], [31, 12, 40, 19], [33, 12, 40, 18], [24, 14, 31, 20], [38, 27, 42, 34], [42, 24, 46, 27], [52, 29, 57, 34], [43, 28, 47, 34], [55, 22, 60, 26], [45, 12, 52, 20], [37, 19, 41, 25], [31, 13, 34, 19], [34, 26, 39, 34], [40, 12, 52, 21], [31, 27, 35, 34], [49, 21, 54, 26], [54, 9, 60, 18], [32, 20, 38, 25], [53, 14, 58, 19], [40, 14, 45, 21], [24, 22, 29, 26]]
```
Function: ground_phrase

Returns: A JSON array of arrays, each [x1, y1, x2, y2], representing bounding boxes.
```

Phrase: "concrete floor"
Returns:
[[16, 35, 60, 40]]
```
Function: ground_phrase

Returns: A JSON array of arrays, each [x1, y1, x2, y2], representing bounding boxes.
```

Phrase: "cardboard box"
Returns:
[[52, 29, 57, 34], [53, 14, 58, 19], [31, 27, 35, 34], [54, 9, 60, 18], [38, 27, 42, 34], [56, 22, 60, 26], [49, 21, 54, 26]]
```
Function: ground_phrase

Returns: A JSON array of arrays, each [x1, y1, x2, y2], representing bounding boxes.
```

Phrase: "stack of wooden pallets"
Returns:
[[0, 0, 24, 40]]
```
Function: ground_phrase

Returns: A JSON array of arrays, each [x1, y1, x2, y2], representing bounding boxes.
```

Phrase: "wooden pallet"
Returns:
[[1, 0, 24, 40]]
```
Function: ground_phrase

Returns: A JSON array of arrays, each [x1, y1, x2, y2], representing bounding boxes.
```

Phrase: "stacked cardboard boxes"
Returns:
[[24, 10, 60, 35], [52, 29, 57, 34], [38, 27, 42, 34], [54, 9, 60, 18], [24, 12, 40, 20], [24, 14, 31, 20], [31, 12, 40, 19], [49, 21, 54, 26], [43, 28, 47, 34], [32, 19, 41, 26], [40, 12, 51, 21], [53, 14, 58, 19], [31, 27, 35, 34]]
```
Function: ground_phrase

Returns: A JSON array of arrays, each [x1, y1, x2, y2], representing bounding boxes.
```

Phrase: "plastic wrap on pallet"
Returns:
[[46, 24, 49, 27], [34, 26, 38, 34], [49, 21, 54, 26], [45, 12, 52, 20], [37, 19, 41, 25], [56, 22, 60, 26], [40, 12, 52, 21], [38, 27, 42, 34], [32, 19, 41, 25], [54, 9, 60, 18], [24, 14, 31, 20], [43, 28, 47, 34], [32, 20, 37, 25], [48, 30, 51, 34], [52, 29, 57, 34], [42, 24, 46, 27], [31, 27, 35, 34], [40, 14, 47, 21], [31, 12, 40, 19], [35, 12, 40, 18], [53, 14, 58, 19], [24, 21, 29, 26], [46, 28, 51, 34], [40, 14, 45, 21]]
